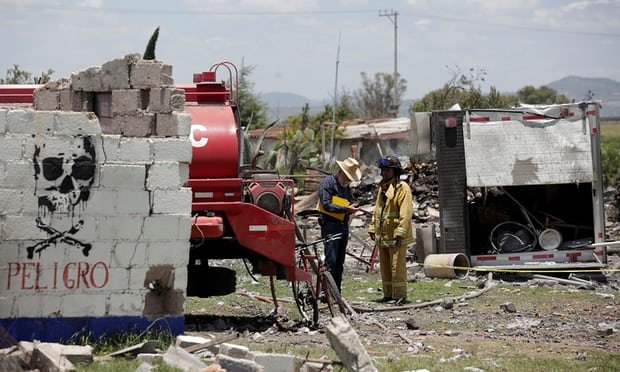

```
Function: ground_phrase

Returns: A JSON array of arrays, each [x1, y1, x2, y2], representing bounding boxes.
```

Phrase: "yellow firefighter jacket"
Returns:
[[368, 179, 414, 248]]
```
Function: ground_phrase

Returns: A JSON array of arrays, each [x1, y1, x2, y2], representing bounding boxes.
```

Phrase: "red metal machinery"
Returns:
[[184, 63, 310, 298], [0, 63, 310, 302]]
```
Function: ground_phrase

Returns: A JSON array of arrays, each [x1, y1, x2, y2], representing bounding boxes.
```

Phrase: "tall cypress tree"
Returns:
[[143, 26, 160, 60]]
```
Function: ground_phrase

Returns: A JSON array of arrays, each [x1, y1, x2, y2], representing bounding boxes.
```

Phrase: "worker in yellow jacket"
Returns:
[[368, 155, 414, 303]]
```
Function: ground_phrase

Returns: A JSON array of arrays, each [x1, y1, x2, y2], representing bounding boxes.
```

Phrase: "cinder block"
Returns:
[[40, 295, 62, 316], [253, 352, 301, 372], [174, 266, 188, 292], [101, 55, 137, 90], [162, 64, 173, 85], [219, 343, 251, 359], [60, 89, 92, 111], [60, 293, 107, 317], [117, 190, 150, 215], [101, 134, 121, 160], [111, 241, 148, 267], [178, 215, 192, 241], [154, 113, 176, 137], [72, 66, 105, 92], [85, 189, 118, 215], [151, 188, 192, 215], [0, 189, 24, 213], [12, 295, 42, 317], [112, 89, 142, 114], [0, 296, 14, 318], [33, 89, 60, 110], [97, 215, 144, 240], [142, 215, 184, 241], [118, 137, 151, 163], [0, 240, 21, 267], [54, 111, 101, 136], [0, 109, 6, 133], [215, 354, 264, 372], [146, 241, 190, 267], [107, 292, 144, 315], [117, 112, 155, 137], [3, 162, 37, 190], [152, 138, 192, 163], [146, 162, 186, 190], [23, 136, 71, 164], [0, 135, 25, 162], [106, 266, 132, 290], [99, 164, 146, 190], [148, 87, 185, 112], [100, 117, 121, 134], [131, 61, 165, 89], [176, 112, 192, 136], [128, 267, 149, 290], [7, 109, 54, 135], [95, 92, 112, 118]]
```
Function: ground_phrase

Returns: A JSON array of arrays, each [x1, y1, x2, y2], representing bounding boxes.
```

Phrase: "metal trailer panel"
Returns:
[[463, 117, 593, 187], [433, 111, 470, 256]]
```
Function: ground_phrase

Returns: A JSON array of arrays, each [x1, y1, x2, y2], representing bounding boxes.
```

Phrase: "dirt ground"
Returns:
[[185, 220, 620, 370]]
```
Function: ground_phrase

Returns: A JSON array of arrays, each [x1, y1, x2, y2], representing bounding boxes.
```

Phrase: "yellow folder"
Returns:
[[317, 195, 349, 221]]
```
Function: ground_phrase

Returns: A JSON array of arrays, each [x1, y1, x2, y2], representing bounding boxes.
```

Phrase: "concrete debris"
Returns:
[[500, 302, 517, 313], [325, 315, 377, 372], [0, 333, 339, 372], [0, 341, 93, 371]]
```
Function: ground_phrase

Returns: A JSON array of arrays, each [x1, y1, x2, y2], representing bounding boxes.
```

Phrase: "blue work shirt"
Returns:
[[317, 174, 354, 224]]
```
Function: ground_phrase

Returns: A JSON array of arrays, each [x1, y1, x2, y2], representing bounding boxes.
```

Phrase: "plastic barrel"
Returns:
[[423, 253, 470, 279]]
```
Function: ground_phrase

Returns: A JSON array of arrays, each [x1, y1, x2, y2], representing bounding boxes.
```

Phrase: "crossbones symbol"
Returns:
[[26, 136, 96, 259], [27, 217, 92, 259]]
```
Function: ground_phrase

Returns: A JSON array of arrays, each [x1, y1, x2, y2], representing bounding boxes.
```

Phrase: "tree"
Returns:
[[353, 72, 407, 118], [1, 64, 32, 84], [0, 65, 54, 84], [143, 26, 160, 60], [237, 61, 269, 129], [414, 65, 490, 111], [516, 85, 570, 104]]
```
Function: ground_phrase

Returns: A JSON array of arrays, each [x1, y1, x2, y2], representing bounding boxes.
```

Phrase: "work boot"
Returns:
[[375, 297, 393, 303]]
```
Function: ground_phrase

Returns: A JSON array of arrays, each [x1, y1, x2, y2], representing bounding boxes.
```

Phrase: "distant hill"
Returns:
[[547, 76, 620, 117], [260, 76, 620, 120], [260, 92, 326, 122]]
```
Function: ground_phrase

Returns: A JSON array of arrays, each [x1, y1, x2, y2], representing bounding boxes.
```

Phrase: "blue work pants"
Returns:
[[321, 220, 349, 292]]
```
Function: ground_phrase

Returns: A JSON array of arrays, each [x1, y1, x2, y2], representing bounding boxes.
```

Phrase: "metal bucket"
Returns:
[[538, 228, 562, 250], [423, 253, 470, 279]]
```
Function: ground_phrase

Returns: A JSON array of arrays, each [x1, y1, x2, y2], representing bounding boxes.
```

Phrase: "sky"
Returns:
[[1, 0, 619, 104]]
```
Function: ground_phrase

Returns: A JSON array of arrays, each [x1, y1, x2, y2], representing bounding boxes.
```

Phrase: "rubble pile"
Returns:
[[352, 160, 440, 224]]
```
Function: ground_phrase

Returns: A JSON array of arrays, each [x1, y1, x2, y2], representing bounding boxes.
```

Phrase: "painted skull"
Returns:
[[33, 136, 97, 215]]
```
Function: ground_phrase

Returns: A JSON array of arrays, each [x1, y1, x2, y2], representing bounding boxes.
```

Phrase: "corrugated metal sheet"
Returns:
[[463, 117, 593, 187]]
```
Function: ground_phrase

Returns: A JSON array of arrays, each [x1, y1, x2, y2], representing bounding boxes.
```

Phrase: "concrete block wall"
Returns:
[[0, 54, 192, 342]]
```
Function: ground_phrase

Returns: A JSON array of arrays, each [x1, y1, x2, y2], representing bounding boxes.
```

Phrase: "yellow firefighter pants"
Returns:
[[378, 245, 408, 299]]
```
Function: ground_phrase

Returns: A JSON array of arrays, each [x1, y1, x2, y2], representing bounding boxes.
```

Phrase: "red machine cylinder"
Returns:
[[186, 105, 239, 179]]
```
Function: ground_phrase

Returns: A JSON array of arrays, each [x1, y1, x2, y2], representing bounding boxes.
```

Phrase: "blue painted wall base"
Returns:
[[0, 315, 184, 343]]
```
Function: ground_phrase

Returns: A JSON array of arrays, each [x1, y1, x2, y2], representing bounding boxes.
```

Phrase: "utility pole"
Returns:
[[379, 9, 399, 117], [329, 31, 341, 162]]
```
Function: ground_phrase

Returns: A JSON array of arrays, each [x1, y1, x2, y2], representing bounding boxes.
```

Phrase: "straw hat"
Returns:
[[336, 157, 361, 182]]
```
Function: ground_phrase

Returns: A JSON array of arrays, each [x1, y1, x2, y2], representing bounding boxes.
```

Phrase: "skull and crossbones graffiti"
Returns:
[[27, 136, 96, 259]]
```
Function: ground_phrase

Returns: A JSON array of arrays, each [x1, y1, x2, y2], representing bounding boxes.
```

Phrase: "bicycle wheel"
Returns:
[[292, 257, 319, 326], [321, 271, 347, 316]]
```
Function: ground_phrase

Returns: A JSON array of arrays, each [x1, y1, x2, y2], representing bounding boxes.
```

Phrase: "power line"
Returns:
[[7, 5, 620, 38]]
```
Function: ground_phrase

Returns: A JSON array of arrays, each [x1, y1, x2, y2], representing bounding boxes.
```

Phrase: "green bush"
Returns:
[[601, 135, 620, 187]]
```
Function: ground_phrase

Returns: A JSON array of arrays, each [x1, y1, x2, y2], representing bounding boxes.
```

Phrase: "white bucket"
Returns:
[[538, 228, 562, 250]]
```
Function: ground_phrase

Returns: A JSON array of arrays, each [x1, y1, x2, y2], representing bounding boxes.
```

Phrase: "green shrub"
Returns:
[[601, 135, 620, 187]]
